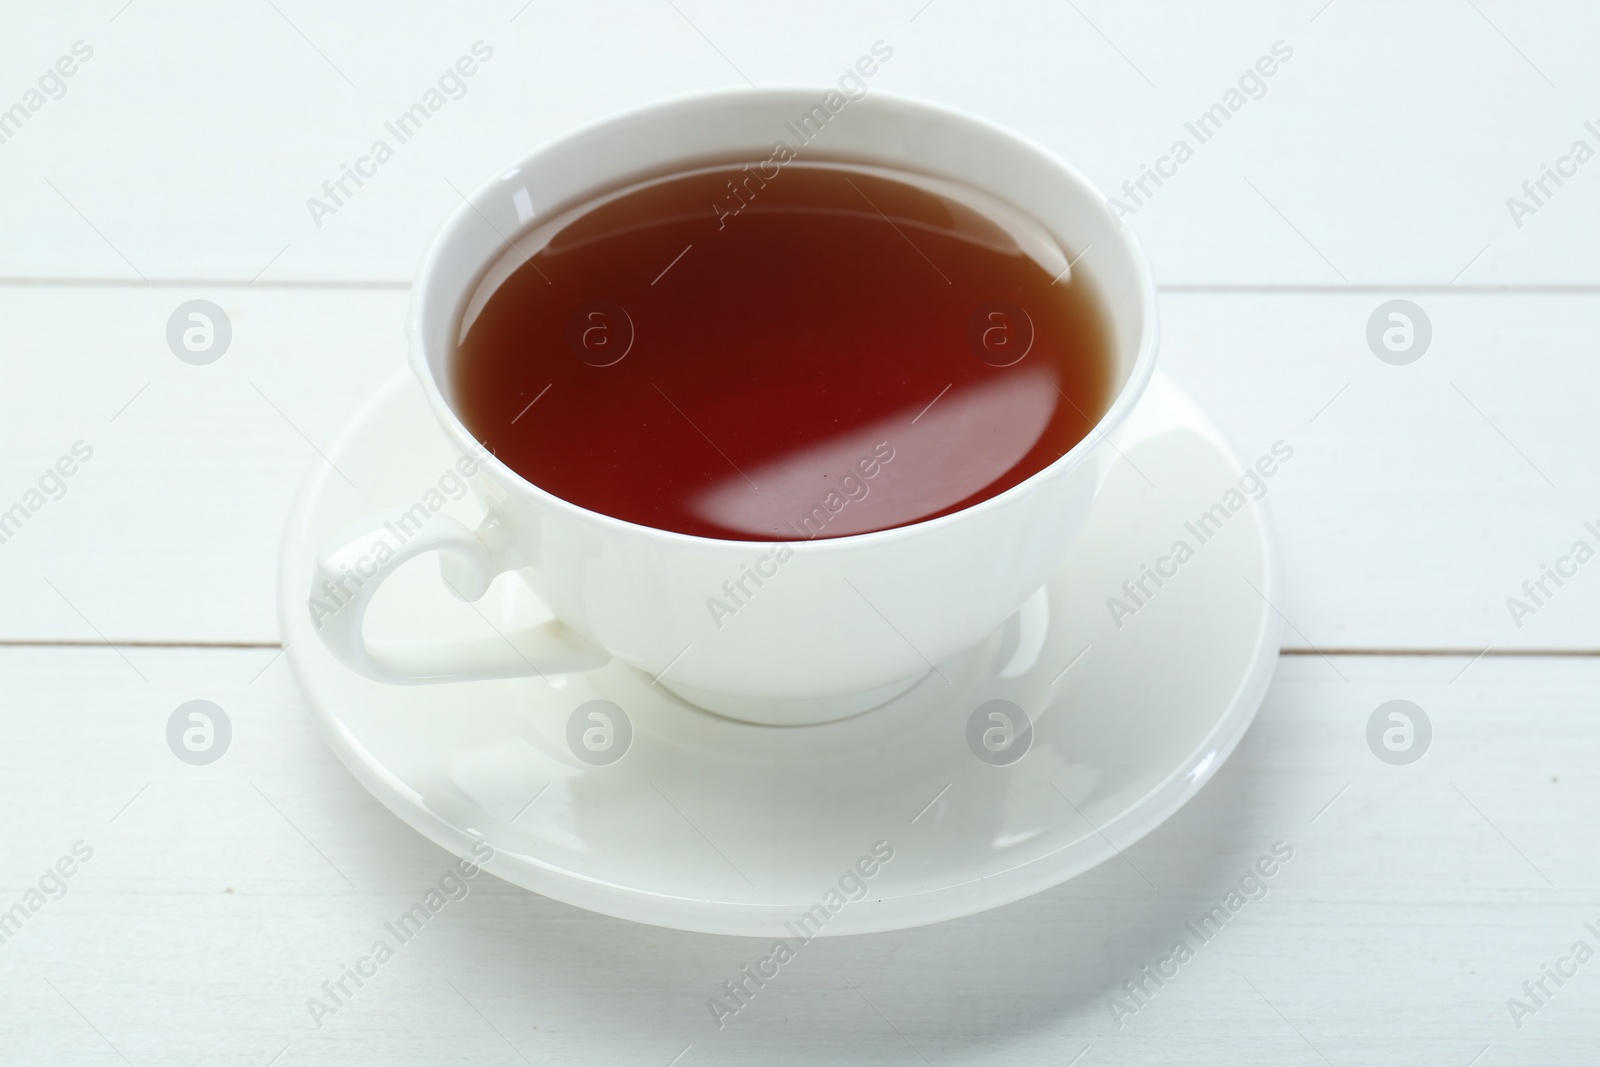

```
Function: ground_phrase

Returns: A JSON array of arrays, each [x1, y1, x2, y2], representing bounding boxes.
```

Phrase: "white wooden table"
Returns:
[[3, 2, 1596, 1063]]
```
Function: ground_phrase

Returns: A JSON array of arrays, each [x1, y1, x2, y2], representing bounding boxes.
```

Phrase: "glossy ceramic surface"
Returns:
[[280, 369, 1281, 935], [311, 87, 1160, 713]]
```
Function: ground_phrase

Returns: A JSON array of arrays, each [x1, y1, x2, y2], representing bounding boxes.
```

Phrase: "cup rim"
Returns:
[[409, 84, 1159, 553]]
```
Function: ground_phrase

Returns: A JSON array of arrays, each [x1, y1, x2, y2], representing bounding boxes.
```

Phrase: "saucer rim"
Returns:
[[278, 368, 1283, 936]]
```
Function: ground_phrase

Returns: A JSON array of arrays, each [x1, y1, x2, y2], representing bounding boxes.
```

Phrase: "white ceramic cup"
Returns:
[[310, 86, 1158, 726]]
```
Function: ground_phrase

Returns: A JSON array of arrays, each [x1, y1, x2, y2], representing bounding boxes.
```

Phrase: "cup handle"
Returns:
[[308, 505, 608, 684]]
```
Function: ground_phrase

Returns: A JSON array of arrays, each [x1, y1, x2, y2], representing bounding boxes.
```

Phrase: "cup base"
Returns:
[[657, 670, 929, 726]]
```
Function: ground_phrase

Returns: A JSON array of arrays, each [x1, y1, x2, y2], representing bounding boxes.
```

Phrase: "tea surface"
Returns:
[[451, 161, 1112, 540]]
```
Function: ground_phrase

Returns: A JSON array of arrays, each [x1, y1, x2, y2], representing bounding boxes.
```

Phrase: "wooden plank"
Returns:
[[0, 285, 406, 645], [3, 285, 1595, 650], [0, 649, 1593, 1064], [0, 2, 1596, 284]]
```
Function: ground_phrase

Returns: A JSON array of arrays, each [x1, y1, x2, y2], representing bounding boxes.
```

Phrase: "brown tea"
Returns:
[[450, 160, 1112, 540]]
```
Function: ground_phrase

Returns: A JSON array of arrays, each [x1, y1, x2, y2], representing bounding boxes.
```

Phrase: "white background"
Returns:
[[2, 1, 1596, 1063]]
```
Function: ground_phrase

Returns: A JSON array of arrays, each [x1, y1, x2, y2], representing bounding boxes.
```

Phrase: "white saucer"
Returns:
[[278, 369, 1282, 936]]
